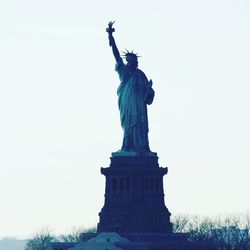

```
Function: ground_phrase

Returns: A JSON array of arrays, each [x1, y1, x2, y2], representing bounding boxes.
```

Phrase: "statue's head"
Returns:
[[123, 51, 139, 69]]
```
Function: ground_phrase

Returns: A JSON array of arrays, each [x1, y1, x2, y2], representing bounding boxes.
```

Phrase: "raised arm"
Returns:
[[106, 22, 122, 63]]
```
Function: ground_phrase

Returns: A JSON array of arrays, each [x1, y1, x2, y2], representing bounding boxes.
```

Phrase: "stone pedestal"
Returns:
[[97, 153, 172, 234], [52, 154, 218, 250]]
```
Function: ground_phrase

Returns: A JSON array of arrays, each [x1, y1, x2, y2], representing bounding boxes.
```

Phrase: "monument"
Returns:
[[52, 22, 217, 250], [97, 21, 172, 234], [106, 21, 154, 154]]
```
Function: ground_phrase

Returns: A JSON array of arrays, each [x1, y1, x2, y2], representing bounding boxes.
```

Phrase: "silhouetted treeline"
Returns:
[[24, 227, 96, 250], [171, 214, 250, 249], [24, 214, 250, 250]]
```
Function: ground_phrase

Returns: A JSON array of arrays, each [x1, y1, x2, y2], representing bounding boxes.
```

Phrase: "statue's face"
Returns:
[[126, 56, 138, 69]]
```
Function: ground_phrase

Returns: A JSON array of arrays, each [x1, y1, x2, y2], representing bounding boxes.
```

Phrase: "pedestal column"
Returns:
[[97, 154, 172, 233]]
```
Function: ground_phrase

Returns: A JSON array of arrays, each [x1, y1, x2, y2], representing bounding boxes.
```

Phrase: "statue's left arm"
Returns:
[[146, 79, 155, 105]]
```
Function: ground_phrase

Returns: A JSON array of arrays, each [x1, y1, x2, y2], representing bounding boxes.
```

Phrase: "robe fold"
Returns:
[[115, 60, 154, 152]]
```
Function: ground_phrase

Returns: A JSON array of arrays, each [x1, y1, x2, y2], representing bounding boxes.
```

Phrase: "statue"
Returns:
[[106, 22, 155, 154]]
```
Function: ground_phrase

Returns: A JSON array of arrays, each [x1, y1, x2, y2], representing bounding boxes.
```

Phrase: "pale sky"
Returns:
[[0, 0, 249, 238]]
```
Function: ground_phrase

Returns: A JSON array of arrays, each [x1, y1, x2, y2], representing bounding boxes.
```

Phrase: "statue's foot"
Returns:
[[112, 149, 157, 157]]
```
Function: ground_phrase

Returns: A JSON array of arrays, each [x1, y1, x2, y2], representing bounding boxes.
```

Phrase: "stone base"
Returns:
[[52, 232, 218, 250], [97, 154, 172, 234]]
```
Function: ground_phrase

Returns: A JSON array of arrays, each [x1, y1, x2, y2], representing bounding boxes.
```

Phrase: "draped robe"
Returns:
[[115, 60, 154, 153]]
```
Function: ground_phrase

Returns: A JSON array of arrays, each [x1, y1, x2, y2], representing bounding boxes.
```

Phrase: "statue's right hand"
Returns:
[[106, 21, 115, 34], [108, 21, 115, 27]]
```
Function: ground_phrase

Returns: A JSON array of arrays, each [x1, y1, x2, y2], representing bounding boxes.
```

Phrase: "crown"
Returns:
[[121, 49, 140, 58]]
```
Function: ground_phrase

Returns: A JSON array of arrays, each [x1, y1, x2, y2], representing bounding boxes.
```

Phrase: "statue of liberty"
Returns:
[[106, 22, 155, 155]]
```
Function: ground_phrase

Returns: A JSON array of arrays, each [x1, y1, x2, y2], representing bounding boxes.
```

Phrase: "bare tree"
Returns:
[[61, 226, 96, 243], [171, 214, 189, 233], [24, 229, 56, 250], [212, 215, 250, 250], [172, 214, 250, 250]]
